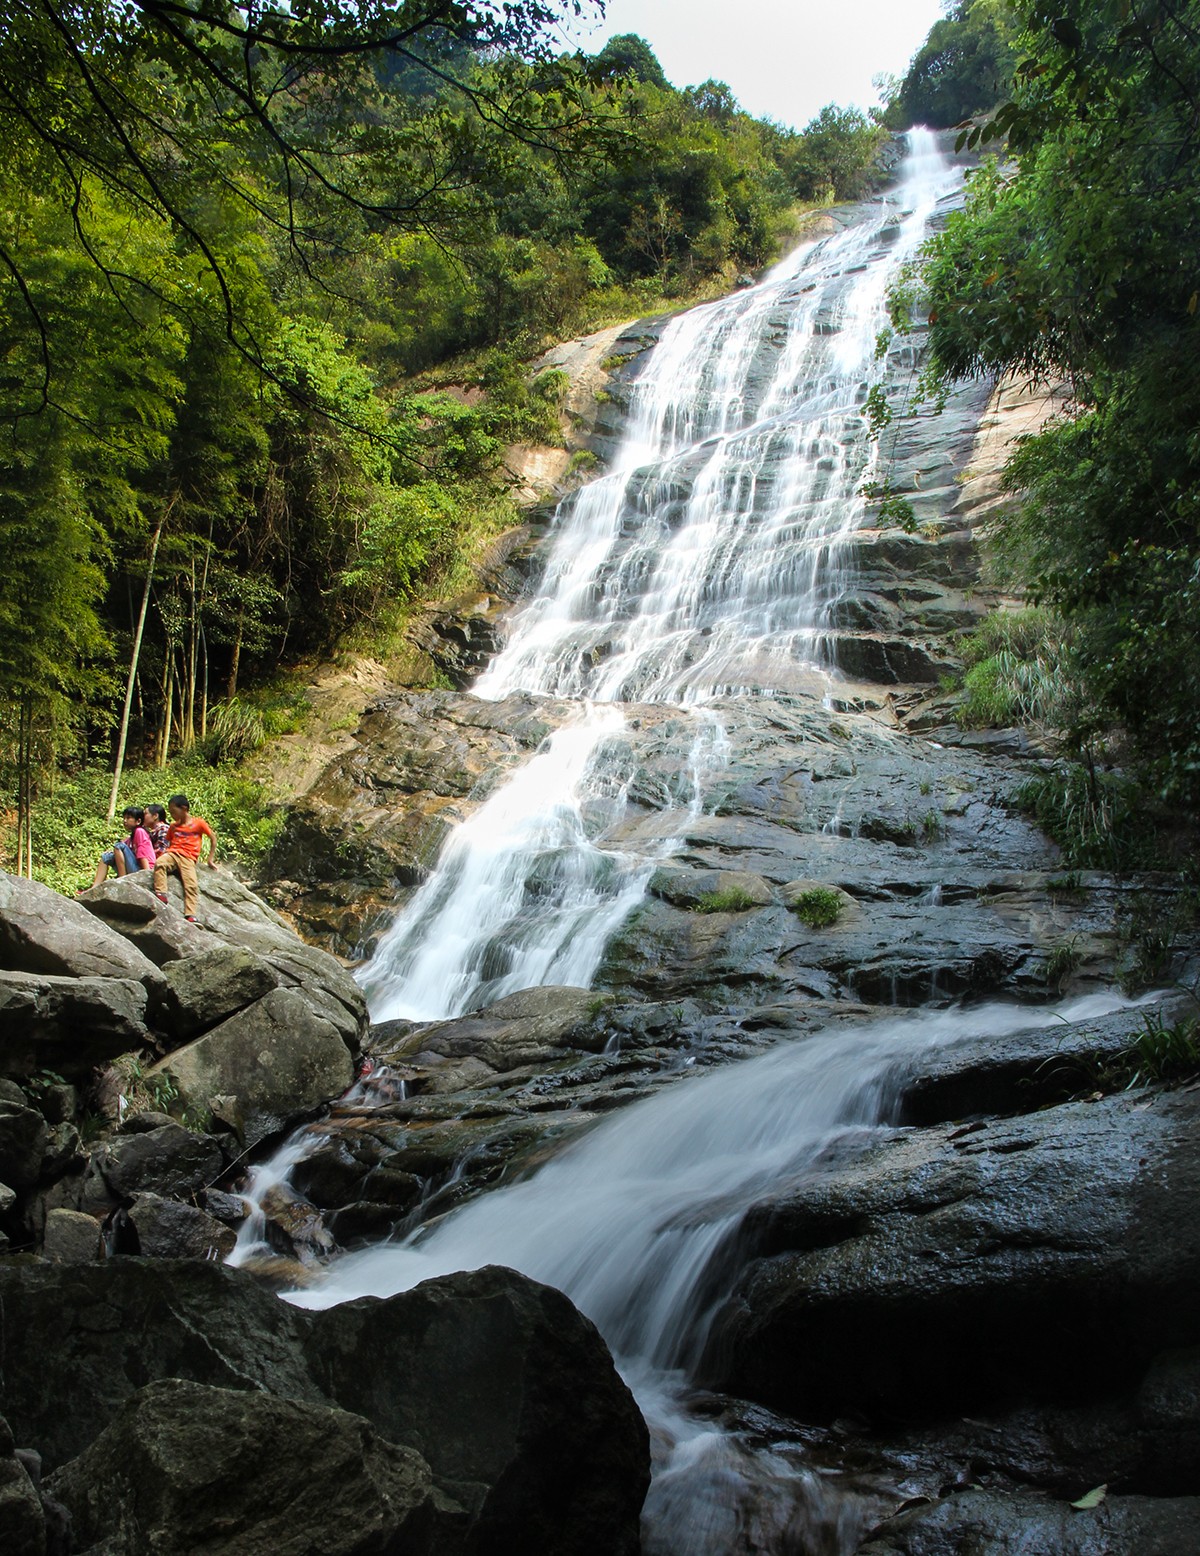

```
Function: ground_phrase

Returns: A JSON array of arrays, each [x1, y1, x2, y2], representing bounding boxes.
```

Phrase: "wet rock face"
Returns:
[[708, 1084, 1200, 1423], [264, 690, 571, 955], [1, 1259, 649, 1556], [858, 1488, 1200, 1555]]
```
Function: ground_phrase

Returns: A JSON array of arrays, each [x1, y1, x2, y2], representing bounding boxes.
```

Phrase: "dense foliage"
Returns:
[[903, 0, 1200, 814], [0, 3, 888, 871], [885, 0, 1020, 128]]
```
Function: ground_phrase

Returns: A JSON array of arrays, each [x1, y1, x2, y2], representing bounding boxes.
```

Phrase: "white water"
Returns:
[[288, 993, 1140, 1553], [361, 130, 963, 1023]]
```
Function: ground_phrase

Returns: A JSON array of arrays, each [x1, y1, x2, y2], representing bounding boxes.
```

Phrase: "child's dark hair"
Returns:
[[145, 804, 167, 822], [122, 807, 145, 825], [167, 793, 191, 811]]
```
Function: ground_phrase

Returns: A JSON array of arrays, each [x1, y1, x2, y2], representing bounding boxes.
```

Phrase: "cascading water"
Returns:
[[286, 993, 1142, 1554], [360, 129, 963, 1024], [234, 131, 1009, 1552]]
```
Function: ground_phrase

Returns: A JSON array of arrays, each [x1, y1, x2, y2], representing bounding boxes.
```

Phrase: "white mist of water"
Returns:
[[288, 992, 1141, 1554]]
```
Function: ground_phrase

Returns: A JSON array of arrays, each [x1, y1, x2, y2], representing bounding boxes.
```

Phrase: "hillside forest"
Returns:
[[2, 0, 1198, 882]]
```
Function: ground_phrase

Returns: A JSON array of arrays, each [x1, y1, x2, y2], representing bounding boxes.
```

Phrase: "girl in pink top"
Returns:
[[89, 807, 156, 888]]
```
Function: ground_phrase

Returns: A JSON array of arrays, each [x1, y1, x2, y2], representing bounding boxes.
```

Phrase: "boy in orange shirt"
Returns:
[[152, 793, 218, 922]]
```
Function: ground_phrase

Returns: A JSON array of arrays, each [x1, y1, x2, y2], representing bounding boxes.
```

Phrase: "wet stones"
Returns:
[[858, 1488, 1200, 1556], [379, 985, 613, 1076], [122, 1193, 237, 1261], [709, 1082, 1200, 1423]]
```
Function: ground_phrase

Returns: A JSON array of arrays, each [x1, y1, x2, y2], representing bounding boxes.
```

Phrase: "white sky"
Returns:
[[555, 0, 947, 129]]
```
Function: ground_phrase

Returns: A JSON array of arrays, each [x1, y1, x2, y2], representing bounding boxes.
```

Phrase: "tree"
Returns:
[[0, 0, 603, 410], [590, 32, 668, 87], [910, 0, 1200, 807], [886, 0, 1020, 128]]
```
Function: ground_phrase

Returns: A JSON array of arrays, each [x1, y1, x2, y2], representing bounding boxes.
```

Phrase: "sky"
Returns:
[[554, 0, 947, 130]]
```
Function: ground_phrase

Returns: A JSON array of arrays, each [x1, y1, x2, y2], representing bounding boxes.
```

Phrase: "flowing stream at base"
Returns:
[[230, 134, 1075, 1552], [283, 993, 1139, 1553]]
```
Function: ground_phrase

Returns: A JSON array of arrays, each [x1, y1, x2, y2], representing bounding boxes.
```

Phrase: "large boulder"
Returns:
[[377, 985, 612, 1084], [0, 1259, 649, 1555], [48, 1379, 437, 1556], [0, 1260, 320, 1471], [0, 1411, 60, 1556], [80, 869, 367, 1048], [76, 874, 218, 964], [709, 1087, 1200, 1422], [0, 970, 151, 1077], [155, 988, 356, 1148], [0, 871, 162, 986], [308, 1264, 651, 1555], [160, 946, 280, 1038], [81, 1123, 225, 1209], [123, 1192, 237, 1261], [0, 1083, 48, 1190]]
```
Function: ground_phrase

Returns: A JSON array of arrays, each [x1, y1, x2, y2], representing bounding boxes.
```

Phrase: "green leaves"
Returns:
[[900, 2, 1200, 812]]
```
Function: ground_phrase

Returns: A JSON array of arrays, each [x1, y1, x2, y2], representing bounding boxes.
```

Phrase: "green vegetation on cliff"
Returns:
[[0, 4, 888, 878], [894, 1, 1200, 829]]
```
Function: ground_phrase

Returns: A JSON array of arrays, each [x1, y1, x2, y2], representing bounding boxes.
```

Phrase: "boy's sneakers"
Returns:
[[185, 915, 197, 923], [154, 892, 168, 904]]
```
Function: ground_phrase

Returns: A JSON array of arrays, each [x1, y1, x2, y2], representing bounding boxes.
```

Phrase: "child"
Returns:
[[142, 803, 170, 858], [89, 807, 156, 888], [151, 793, 217, 923]]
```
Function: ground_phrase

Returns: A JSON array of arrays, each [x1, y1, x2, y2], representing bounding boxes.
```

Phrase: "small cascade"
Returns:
[[287, 993, 1140, 1553]]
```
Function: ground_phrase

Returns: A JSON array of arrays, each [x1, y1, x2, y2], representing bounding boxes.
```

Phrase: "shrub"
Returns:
[[791, 886, 843, 928], [957, 608, 1075, 729], [1015, 765, 1160, 872]]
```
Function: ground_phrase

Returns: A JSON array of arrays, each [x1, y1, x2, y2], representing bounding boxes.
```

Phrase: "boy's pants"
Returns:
[[153, 851, 199, 917]]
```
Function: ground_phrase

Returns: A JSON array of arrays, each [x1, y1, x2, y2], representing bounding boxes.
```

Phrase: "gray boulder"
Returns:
[[80, 869, 368, 1048], [82, 1123, 224, 1209], [0, 1259, 649, 1555], [0, 1087, 48, 1190], [0, 1413, 52, 1556], [76, 874, 218, 963], [160, 868, 366, 1040], [711, 1087, 1200, 1421], [378, 985, 611, 1085], [0, 871, 161, 985], [124, 1192, 237, 1261], [48, 1379, 436, 1556], [161, 946, 280, 1038], [311, 1264, 650, 1553], [0, 1261, 319, 1470], [0, 970, 151, 1077], [42, 1208, 104, 1264], [649, 866, 775, 910], [155, 988, 356, 1148]]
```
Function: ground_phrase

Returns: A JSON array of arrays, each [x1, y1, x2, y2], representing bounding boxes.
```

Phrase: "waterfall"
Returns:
[[361, 128, 964, 1023], [235, 131, 1008, 1553]]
